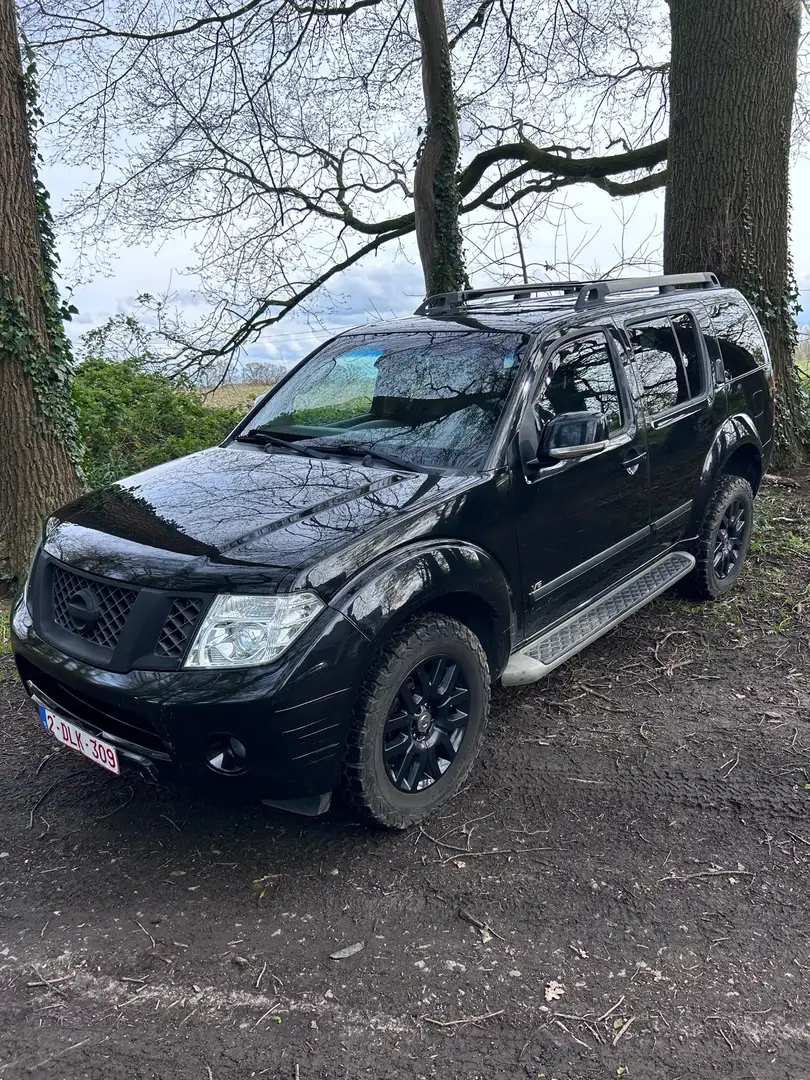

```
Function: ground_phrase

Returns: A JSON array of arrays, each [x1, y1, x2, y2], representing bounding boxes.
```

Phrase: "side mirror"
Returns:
[[541, 411, 610, 460]]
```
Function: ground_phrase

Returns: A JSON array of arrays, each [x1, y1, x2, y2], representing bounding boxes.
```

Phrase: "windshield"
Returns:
[[245, 331, 527, 470]]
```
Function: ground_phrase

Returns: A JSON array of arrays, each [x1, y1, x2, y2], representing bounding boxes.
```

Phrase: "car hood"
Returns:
[[43, 445, 480, 593]]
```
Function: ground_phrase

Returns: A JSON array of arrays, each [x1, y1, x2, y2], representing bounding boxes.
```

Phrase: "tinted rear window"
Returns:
[[705, 296, 772, 381], [671, 313, 704, 398], [629, 318, 683, 414], [627, 312, 704, 415]]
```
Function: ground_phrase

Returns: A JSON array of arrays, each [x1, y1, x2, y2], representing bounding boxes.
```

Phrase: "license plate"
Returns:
[[39, 706, 120, 775]]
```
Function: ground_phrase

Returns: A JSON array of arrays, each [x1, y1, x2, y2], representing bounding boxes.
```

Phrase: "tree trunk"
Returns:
[[0, 0, 80, 584], [664, 0, 803, 468], [413, 0, 466, 297]]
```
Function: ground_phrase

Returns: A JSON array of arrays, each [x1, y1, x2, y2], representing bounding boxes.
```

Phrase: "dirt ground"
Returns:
[[1, 474, 809, 1080]]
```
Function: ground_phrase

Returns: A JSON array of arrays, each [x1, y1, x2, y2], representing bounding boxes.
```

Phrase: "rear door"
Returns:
[[622, 306, 725, 555], [513, 327, 651, 637]]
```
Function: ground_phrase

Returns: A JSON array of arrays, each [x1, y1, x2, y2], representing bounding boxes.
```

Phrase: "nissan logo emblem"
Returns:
[[67, 587, 102, 625]]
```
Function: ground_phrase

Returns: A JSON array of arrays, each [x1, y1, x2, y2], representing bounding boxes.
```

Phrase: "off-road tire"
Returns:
[[343, 614, 490, 829], [680, 474, 754, 601]]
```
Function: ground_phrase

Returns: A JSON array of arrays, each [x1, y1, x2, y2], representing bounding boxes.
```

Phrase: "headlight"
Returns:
[[185, 593, 324, 669]]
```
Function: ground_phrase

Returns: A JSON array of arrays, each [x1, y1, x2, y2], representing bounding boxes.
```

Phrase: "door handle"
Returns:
[[621, 449, 647, 474]]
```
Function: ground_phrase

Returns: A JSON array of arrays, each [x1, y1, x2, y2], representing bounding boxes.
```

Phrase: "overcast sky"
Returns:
[[44, 149, 810, 369]]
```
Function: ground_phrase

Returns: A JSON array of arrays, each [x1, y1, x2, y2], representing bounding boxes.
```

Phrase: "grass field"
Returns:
[[202, 382, 273, 409], [797, 331, 810, 378]]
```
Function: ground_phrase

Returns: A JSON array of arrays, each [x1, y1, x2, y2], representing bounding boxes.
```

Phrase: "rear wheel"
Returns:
[[343, 614, 490, 829], [680, 474, 754, 600]]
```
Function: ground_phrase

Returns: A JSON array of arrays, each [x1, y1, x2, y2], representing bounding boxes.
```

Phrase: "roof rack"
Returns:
[[414, 281, 586, 316], [574, 272, 721, 311], [414, 272, 722, 318]]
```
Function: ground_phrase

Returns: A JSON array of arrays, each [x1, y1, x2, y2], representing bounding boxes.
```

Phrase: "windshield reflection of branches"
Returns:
[[253, 330, 525, 469]]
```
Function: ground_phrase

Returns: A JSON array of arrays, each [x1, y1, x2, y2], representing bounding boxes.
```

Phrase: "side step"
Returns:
[[502, 551, 695, 687]]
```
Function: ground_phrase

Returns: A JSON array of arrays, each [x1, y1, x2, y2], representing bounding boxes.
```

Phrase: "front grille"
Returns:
[[156, 598, 204, 659], [52, 565, 137, 650]]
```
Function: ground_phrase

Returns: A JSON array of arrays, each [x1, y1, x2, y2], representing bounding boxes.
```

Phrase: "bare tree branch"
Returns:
[[19, 0, 710, 368], [33, 0, 384, 46]]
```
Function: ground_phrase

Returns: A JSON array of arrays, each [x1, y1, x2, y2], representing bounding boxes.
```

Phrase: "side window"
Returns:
[[705, 296, 773, 381], [671, 313, 704, 398], [535, 334, 623, 434], [628, 313, 703, 415], [628, 318, 683, 414]]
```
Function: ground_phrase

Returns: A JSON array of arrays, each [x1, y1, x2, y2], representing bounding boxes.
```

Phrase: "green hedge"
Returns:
[[73, 357, 244, 488]]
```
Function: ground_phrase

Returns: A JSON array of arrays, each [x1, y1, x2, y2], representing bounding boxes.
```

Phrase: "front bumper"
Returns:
[[11, 595, 372, 800]]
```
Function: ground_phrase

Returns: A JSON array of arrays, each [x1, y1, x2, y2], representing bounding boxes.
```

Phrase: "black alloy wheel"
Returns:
[[343, 613, 490, 829], [383, 656, 470, 793], [713, 497, 747, 580], [680, 473, 755, 600]]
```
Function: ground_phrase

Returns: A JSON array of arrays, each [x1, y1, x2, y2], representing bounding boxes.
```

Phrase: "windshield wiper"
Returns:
[[320, 442, 421, 473], [235, 430, 327, 459]]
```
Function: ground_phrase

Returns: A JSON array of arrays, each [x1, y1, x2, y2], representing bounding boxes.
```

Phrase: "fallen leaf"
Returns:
[[330, 942, 365, 960], [477, 926, 493, 944], [453, 859, 467, 869], [544, 980, 565, 1002]]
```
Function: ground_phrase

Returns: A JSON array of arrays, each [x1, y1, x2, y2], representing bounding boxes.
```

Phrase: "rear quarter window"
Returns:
[[705, 296, 773, 382]]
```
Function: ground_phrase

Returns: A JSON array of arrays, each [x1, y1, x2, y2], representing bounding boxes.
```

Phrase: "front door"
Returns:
[[513, 328, 651, 638]]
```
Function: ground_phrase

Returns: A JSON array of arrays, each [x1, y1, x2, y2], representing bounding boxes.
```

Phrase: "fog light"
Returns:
[[207, 735, 248, 775]]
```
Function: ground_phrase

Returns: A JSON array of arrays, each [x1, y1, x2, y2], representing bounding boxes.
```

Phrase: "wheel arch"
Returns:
[[329, 540, 514, 679], [690, 414, 763, 533], [722, 441, 763, 494], [414, 592, 508, 677]]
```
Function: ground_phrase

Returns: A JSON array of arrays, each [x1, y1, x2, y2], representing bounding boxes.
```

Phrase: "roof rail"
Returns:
[[414, 281, 586, 316], [574, 272, 721, 311]]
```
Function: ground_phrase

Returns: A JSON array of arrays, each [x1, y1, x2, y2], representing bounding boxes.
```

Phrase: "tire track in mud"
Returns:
[[512, 749, 810, 822]]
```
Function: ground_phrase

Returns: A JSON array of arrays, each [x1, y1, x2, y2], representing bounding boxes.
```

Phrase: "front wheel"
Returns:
[[680, 474, 755, 600], [343, 613, 490, 829]]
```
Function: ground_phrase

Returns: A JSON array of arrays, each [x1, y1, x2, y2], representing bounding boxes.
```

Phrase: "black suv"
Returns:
[[11, 273, 774, 827]]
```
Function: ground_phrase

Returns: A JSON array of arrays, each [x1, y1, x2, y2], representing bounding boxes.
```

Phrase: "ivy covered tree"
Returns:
[[664, 0, 804, 467], [0, 0, 79, 584]]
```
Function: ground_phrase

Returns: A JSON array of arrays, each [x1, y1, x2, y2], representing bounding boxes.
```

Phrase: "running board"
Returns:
[[502, 551, 695, 687]]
